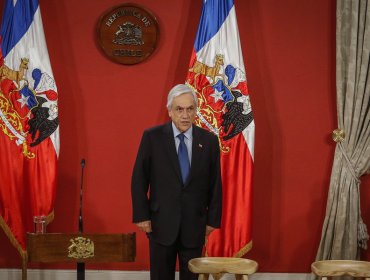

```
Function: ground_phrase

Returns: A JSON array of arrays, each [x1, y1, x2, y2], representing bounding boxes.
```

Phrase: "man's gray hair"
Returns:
[[166, 84, 198, 109]]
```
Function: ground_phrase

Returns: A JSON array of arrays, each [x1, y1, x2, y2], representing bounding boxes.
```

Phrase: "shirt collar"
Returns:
[[172, 122, 193, 140]]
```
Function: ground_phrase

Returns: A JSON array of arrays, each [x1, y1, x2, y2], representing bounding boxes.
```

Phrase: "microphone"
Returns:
[[78, 158, 86, 280], [79, 158, 86, 233]]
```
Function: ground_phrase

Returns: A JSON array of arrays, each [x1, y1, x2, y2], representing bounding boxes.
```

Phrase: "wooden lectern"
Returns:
[[24, 233, 136, 280]]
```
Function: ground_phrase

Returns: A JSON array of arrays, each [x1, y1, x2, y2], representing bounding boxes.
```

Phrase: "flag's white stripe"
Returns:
[[51, 126, 60, 157], [4, 5, 60, 156], [243, 120, 255, 160], [196, 6, 246, 73], [4, 6, 55, 87]]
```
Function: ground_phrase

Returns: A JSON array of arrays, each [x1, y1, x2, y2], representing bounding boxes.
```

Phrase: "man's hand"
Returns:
[[206, 225, 216, 236], [135, 220, 152, 233]]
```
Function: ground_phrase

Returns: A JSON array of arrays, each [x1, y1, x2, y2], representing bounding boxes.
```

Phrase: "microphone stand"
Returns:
[[77, 159, 85, 280]]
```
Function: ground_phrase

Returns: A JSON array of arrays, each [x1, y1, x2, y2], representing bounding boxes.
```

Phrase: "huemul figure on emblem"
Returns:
[[189, 54, 224, 87], [0, 57, 29, 86]]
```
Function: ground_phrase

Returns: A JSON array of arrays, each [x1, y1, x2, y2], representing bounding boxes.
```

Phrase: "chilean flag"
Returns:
[[0, 0, 59, 259], [186, 0, 255, 257]]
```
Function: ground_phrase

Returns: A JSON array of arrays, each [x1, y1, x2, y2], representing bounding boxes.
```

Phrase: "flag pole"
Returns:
[[22, 252, 27, 280]]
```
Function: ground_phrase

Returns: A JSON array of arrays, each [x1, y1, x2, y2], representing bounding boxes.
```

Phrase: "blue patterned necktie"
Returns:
[[177, 133, 190, 184]]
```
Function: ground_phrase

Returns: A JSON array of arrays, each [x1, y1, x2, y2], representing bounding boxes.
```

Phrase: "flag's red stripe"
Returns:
[[0, 131, 57, 248], [207, 133, 253, 256]]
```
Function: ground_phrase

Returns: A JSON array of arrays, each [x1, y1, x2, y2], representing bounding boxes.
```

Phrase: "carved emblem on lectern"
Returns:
[[68, 237, 94, 259]]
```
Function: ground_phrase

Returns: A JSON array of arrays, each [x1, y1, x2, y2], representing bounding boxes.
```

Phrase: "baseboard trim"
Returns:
[[0, 269, 313, 280]]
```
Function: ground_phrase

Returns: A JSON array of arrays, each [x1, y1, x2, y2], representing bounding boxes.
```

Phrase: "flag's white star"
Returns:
[[17, 95, 30, 108], [210, 89, 224, 103]]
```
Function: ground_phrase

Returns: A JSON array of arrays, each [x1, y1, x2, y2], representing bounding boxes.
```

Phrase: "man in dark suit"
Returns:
[[131, 84, 222, 280]]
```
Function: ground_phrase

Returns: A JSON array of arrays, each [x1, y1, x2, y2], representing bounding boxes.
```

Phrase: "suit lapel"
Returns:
[[186, 125, 203, 187], [163, 122, 182, 183]]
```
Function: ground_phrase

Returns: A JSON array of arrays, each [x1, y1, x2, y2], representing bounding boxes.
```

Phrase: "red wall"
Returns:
[[1, 0, 369, 272]]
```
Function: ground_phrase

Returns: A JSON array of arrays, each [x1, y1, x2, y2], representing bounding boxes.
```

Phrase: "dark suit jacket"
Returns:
[[131, 122, 222, 247]]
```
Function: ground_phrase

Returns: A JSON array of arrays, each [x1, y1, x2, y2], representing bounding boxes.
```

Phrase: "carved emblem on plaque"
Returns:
[[113, 22, 144, 46], [68, 237, 94, 259], [96, 3, 159, 64]]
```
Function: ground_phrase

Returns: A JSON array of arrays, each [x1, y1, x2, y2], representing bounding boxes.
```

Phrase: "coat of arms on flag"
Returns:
[[186, 0, 255, 257], [188, 54, 253, 148], [0, 0, 59, 262], [0, 53, 59, 158]]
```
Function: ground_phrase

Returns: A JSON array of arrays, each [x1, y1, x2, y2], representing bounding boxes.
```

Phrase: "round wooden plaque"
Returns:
[[96, 3, 159, 65]]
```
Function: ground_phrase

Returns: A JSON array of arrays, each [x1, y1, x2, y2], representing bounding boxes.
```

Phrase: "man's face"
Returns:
[[168, 93, 196, 133]]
